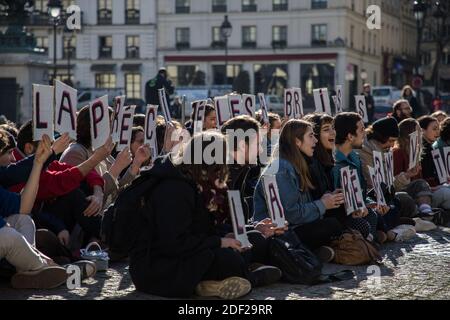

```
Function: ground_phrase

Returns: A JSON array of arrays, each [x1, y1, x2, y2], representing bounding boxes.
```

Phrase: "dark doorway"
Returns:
[[0, 78, 18, 122]]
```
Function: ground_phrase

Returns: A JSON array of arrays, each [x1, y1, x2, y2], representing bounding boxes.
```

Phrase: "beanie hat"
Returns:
[[372, 117, 399, 138]]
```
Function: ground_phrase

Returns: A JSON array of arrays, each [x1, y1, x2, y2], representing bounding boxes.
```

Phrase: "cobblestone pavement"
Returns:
[[1, 227, 449, 300]]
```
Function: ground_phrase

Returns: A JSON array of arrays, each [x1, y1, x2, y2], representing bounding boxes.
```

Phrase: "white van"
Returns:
[[372, 86, 400, 107]]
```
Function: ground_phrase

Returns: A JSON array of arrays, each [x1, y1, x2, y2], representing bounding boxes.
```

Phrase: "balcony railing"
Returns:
[[97, 9, 112, 25], [99, 46, 112, 58], [126, 47, 140, 58], [0, 10, 84, 27], [175, 6, 190, 14], [211, 40, 225, 49], [271, 40, 287, 49], [176, 42, 190, 50], [125, 9, 140, 24], [311, 1, 327, 9], [212, 5, 227, 13], [242, 41, 257, 48], [63, 47, 76, 59], [273, 3, 288, 11], [311, 39, 327, 47], [242, 4, 257, 12]]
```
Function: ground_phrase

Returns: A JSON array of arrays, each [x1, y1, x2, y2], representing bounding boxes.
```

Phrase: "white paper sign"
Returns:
[[368, 166, 387, 206], [111, 95, 126, 143], [242, 94, 256, 118], [32, 84, 54, 141], [409, 131, 420, 170], [341, 167, 366, 215], [373, 151, 386, 185], [227, 190, 252, 249], [89, 95, 110, 150], [258, 93, 269, 124], [384, 151, 394, 188], [292, 88, 304, 119], [214, 95, 233, 128], [336, 85, 344, 113], [284, 88, 295, 119], [262, 175, 285, 228], [432, 149, 447, 184], [144, 105, 158, 161], [228, 94, 244, 118], [355, 95, 369, 123], [55, 80, 77, 139], [313, 88, 332, 115], [443, 147, 450, 178], [158, 88, 172, 125], [117, 105, 136, 152], [332, 96, 339, 115], [192, 100, 207, 135]]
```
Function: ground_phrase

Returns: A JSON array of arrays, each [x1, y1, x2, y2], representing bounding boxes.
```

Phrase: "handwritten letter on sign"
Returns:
[[355, 95, 368, 123], [111, 95, 126, 143], [242, 94, 256, 118], [432, 149, 447, 184], [117, 105, 136, 152], [144, 105, 158, 161], [214, 95, 232, 129], [262, 175, 285, 228], [384, 151, 394, 188], [258, 93, 269, 125], [227, 191, 252, 249], [409, 131, 420, 170], [335, 85, 344, 113], [89, 95, 110, 150], [313, 88, 332, 115], [341, 167, 366, 215], [192, 100, 207, 135], [158, 88, 172, 125], [55, 80, 77, 139], [368, 166, 387, 206], [32, 84, 54, 141]]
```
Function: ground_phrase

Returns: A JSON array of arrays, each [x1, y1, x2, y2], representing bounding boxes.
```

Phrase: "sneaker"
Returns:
[[251, 265, 282, 287], [391, 225, 417, 242], [195, 277, 251, 300], [64, 260, 97, 280], [413, 218, 437, 232], [11, 266, 68, 289], [315, 246, 335, 263]]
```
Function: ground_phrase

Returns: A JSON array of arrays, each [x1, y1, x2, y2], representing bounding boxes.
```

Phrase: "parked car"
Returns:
[[372, 86, 400, 107], [77, 88, 125, 109]]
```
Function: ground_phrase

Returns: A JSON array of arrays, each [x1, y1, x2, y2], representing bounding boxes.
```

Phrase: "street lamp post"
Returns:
[[413, 0, 426, 76], [48, 0, 62, 84], [433, 1, 446, 97], [220, 15, 232, 86]]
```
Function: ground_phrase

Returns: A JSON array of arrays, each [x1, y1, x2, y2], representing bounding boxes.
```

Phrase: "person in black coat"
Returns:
[[129, 131, 280, 299], [145, 68, 175, 106], [362, 83, 375, 124], [401, 85, 421, 117]]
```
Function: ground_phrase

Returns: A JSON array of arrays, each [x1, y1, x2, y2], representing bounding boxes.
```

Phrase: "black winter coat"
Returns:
[[129, 156, 222, 297]]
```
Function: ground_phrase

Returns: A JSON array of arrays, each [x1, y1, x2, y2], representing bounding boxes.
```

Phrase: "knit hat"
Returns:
[[372, 117, 399, 138]]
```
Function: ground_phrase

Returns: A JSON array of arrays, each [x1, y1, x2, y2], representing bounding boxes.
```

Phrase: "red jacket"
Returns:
[[9, 148, 104, 202]]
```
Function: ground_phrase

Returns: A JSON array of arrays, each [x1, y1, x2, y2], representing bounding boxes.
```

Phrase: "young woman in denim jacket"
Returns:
[[253, 119, 344, 261]]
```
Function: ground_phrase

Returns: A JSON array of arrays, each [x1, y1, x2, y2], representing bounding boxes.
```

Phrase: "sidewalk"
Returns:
[[1, 227, 449, 300]]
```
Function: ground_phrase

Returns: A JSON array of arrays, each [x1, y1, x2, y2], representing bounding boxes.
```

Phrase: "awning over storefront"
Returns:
[[121, 63, 141, 72], [90, 64, 116, 72]]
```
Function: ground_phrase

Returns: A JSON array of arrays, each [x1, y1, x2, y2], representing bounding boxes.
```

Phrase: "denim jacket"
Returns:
[[253, 157, 326, 228]]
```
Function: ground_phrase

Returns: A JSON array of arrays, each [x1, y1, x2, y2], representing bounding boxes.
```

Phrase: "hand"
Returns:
[[321, 192, 345, 210], [376, 205, 390, 216], [352, 208, 369, 218], [255, 218, 288, 238], [57, 230, 70, 247], [34, 135, 53, 165], [52, 133, 71, 155], [163, 125, 177, 153], [92, 136, 114, 162], [83, 194, 103, 217], [113, 147, 133, 171], [221, 238, 243, 252], [406, 165, 420, 178], [133, 144, 151, 167]]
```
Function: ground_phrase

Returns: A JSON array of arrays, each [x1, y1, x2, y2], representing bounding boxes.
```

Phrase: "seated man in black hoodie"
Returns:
[[129, 131, 281, 300]]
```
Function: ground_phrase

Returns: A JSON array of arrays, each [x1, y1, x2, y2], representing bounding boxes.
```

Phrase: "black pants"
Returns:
[[201, 231, 269, 287], [293, 218, 343, 250], [42, 188, 101, 243]]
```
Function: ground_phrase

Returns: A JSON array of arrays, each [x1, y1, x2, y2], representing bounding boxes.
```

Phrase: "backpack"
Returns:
[[330, 230, 382, 266], [101, 169, 162, 259], [267, 231, 323, 285]]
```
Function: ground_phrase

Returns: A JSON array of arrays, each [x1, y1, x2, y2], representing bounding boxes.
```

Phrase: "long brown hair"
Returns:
[[278, 119, 314, 191], [303, 113, 334, 167], [396, 118, 419, 157], [173, 131, 228, 187]]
